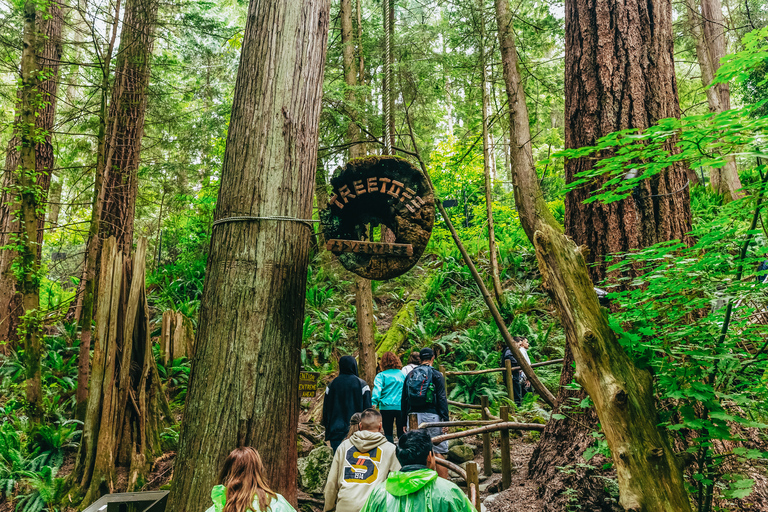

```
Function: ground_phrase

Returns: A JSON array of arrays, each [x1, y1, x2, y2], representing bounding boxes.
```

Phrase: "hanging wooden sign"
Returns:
[[320, 156, 435, 280]]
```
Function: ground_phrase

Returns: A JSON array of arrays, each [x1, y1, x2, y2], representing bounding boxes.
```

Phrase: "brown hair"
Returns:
[[380, 351, 402, 371], [346, 412, 363, 438], [360, 408, 382, 430], [406, 352, 420, 366], [218, 447, 276, 512]]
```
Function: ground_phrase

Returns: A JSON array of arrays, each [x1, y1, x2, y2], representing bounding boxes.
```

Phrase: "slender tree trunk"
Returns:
[[0, 0, 64, 352], [478, 0, 505, 306], [75, 0, 122, 422], [98, 0, 159, 255], [686, 0, 743, 200], [342, 0, 377, 385], [494, 0, 692, 510], [166, 1, 330, 510]]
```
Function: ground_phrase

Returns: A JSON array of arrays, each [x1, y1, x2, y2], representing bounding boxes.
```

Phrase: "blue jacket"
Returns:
[[372, 369, 405, 410]]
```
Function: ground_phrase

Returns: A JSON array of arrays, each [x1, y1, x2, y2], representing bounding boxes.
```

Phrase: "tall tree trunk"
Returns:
[[342, 0, 377, 385], [98, 0, 159, 255], [0, 0, 64, 352], [493, 0, 692, 510], [478, 0, 505, 306], [75, 0, 122, 422], [686, 0, 743, 201], [166, 1, 330, 510]]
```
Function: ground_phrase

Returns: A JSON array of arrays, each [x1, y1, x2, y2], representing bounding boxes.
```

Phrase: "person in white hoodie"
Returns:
[[324, 409, 401, 512]]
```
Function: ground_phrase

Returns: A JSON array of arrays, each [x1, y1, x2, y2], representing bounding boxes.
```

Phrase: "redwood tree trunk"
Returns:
[[98, 0, 159, 255], [166, 1, 330, 510], [0, 0, 64, 350]]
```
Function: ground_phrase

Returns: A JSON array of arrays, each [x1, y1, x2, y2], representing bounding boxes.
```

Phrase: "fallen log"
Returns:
[[430, 422, 545, 444]]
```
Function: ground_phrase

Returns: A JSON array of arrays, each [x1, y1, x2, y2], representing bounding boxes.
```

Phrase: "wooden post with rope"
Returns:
[[466, 461, 481, 511], [500, 405, 511, 489], [480, 396, 492, 477]]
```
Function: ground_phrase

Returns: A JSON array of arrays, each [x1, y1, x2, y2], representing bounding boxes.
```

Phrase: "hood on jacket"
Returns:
[[350, 429, 388, 452], [339, 355, 359, 376], [385, 469, 437, 496]]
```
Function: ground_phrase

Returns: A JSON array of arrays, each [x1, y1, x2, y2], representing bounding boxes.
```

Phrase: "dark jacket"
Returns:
[[322, 356, 372, 441], [400, 364, 449, 423], [500, 347, 522, 382]]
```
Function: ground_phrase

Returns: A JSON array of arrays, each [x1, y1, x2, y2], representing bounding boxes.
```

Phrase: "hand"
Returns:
[[442, 426, 449, 434]]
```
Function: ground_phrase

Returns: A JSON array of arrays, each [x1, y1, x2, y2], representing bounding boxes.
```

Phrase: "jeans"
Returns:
[[381, 409, 403, 443]]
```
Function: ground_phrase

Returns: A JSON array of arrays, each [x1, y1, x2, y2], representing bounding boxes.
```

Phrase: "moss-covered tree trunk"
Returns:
[[0, 0, 63, 354], [494, 0, 692, 509], [166, 1, 330, 509]]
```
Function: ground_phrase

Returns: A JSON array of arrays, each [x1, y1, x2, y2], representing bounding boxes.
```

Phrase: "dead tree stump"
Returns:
[[67, 237, 172, 508]]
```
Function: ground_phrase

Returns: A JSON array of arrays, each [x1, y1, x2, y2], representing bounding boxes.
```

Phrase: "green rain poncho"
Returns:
[[204, 485, 296, 512], [359, 468, 475, 512]]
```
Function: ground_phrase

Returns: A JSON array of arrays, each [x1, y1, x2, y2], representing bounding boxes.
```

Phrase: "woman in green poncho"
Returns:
[[205, 447, 295, 512]]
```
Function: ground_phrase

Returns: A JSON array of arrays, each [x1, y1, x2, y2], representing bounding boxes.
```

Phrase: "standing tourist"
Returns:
[[401, 352, 420, 377], [358, 430, 474, 512], [500, 339, 524, 406], [206, 447, 296, 512], [323, 356, 372, 453], [372, 351, 406, 443], [400, 348, 449, 478], [324, 409, 401, 512]]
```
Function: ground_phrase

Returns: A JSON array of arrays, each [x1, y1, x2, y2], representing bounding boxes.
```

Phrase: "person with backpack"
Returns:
[[324, 409, 401, 512], [358, 430, 474, 512], [206, 447, 296, 512], [400, 347, 449, 478], [500, 338, 524, 406], [400, 352, 420, 377], [324, 356, 373, 453], [372, 351, 406, 443]]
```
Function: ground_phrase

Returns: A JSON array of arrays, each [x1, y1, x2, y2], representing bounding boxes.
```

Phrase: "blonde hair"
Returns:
[[218, 447, 276, 512]]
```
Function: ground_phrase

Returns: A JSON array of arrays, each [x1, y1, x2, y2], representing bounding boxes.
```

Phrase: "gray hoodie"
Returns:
[[324, 430, 400, 512]]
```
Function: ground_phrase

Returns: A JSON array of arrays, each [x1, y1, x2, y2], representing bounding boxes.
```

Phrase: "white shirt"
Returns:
[[519, 348, 531, 379]]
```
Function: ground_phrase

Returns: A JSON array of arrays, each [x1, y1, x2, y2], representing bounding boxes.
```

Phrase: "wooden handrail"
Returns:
[[447, 399, 483, 409], [418, 419, 503, 429], [430, 421, 545, 443], [444, 358, 564, 376], [435, 457, 467, 480]]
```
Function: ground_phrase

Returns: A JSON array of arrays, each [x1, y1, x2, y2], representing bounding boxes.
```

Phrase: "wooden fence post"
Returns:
[[480, 395, 492, 477], [504, 359, 514, 401], [409, 413, 419, 432], [500, 405, 511, 490], [466, 461, 481, 511]]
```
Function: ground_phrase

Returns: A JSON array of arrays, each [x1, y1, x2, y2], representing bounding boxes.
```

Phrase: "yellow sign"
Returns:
[[299, 370, 319, 398]]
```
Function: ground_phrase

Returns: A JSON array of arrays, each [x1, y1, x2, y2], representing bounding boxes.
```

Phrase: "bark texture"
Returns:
[[494, 0, 692, 509], [98, 0, 158, 254], [685, 0, 743, 200], [68, 237, 171, 507], [166, 1, 330, 510], [0, 0, 64, 350], [563, 0, 692, 285]]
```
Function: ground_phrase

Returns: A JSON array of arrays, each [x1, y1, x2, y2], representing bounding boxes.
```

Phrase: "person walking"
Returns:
[[358, 430, 474, 512], [323, 356, 372, 453], [400, 352, 420, 377], [205, 447, 295, 512], [400, 347, 449, 478], [518, 337, 533, 399], [324, 409, 401, 512], [372, 351, 406, 443], [500, 339, 524, 406]]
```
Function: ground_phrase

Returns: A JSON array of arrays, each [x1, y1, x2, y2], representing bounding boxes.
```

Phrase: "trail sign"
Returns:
[[319, 156, 435, 280], [299, 370, 320, 398]]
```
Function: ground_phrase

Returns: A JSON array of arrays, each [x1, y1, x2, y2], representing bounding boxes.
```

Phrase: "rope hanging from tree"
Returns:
[[383, 0, 393, 155]]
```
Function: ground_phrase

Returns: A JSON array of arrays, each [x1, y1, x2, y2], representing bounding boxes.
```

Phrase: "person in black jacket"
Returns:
[[500, 338, 524, 406], [400, 347, 449, 478], [323, 355, 372, 453]]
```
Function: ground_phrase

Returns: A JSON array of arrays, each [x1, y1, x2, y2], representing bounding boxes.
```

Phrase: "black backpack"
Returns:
[[406, 366, 435, 407]]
